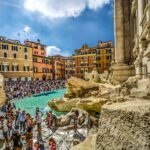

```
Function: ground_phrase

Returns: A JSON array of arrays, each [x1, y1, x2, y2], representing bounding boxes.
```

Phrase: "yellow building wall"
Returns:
[[0, 41, 33, 81]]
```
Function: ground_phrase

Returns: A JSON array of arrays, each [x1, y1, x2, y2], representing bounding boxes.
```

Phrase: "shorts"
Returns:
[[3, 131, 8, 139], [37, 123, 41, 129]]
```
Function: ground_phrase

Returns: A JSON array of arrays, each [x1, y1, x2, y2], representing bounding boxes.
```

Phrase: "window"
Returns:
[[12, 65, 19, 71], [13, 53, 17, 58], [24, 47, 28, 53], [2, 44, 8, 50], [25, 55, 28, 60], [80, 70, 84, 73], [106, 49, 111, 54], [2, 65, 9, 71], [42, 68, 46, 73], [96, 64, 101, 67], [33, 58, 37, 62], [34, 51, 38, 55], [24, 66, 29, 71], [12, 46, 18, 51], [4, 52, 7, 58], [42, 59, 45, 63], [34, 44, 38, 49], [97, 50, 100, 54], [34, 67, 38, 73], [93, 62, 96, 66], [41, 46, 45, 50], [46, 60, 49, 64], [96, 56, 101, 60], [106, 56, 110, 60]]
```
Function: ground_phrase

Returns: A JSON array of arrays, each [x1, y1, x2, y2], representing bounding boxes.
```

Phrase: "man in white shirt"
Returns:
[[36, 109, 42, 129]]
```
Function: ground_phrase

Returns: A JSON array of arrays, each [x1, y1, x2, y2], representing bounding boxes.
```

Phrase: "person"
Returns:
[[37, 128, 45, 150], [49, 137, 56, 150], [45, 112, 52, 128], [26, 128, 33, 150], [11, 130, 23, 150], [26, 113, 34, 131], [1, 116, 9, 149], [36, 128, 44, 143], [1, 103, 7, 112], [12, 103, 16, 110], [49, 111, 57, 130], [7, 118, 12, 136], [15, 109, 20, 129], [18, 110, 26, 132], [33, 141, 40, 150], [36, 109, 42, 130]]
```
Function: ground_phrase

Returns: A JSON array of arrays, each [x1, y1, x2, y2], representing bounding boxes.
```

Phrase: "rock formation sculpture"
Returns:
[[49, 77, 110, 113], [55, 108, 98, 128], [64, 77, 99, 98], [84, 68, 101, 83]]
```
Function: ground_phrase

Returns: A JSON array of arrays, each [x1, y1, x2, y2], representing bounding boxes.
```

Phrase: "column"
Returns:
[[109, 0, 132, 85], [114, 0, 125, 63]]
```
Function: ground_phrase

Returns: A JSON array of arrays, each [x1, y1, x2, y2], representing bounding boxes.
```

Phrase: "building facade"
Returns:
[[0, 36, 33, 81], [51, 55, 65, 80], [65, 57, 75, 79], [73, 41, 113, 78], [110, 0, 150, 84], [25, 39, 53, 81], [96, 41, 114, 73]]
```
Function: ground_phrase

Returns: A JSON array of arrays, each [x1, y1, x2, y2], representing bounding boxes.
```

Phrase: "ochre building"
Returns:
[[25, 39, 53, 81], [50, 55, 65, 79], [65, 57, 75, 79], [0, 36, 33, 81], [73, 41, 114, 78]]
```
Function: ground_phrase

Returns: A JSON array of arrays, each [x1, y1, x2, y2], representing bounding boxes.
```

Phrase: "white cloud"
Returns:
[[46, 46, 70, 57], [23, 0, 111, 19], [46, 46, 61, 56], [23, 26, 31, 33], [88, 0, 111, 10]]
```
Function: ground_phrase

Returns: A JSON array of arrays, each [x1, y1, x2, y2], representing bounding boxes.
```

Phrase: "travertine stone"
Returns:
[[71, 134, 96, 150], [96, 100, 150, 150], [110, 0, 132, 85], [84, 68, 101, 83], [64, 77, 99, 98], [114, 0, 125, 63]]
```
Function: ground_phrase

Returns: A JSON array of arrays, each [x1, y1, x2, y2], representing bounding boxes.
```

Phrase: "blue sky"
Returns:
[[0, 0, 114, 56]]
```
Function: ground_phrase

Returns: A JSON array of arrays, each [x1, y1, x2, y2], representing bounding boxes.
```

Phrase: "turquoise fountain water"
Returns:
[[14, 89, 66, 117]]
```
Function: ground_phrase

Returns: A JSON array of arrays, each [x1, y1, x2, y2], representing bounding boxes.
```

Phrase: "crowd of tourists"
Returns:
[[0, 102, 90, 150], [0, 102, 58, 150], [4, 80, 66, 101]]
